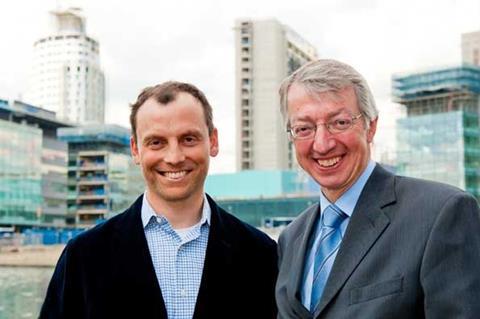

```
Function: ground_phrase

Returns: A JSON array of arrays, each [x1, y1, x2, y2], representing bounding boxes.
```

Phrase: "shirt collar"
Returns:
[[320, 160, 376, 217], [141, 192, 211, 228]]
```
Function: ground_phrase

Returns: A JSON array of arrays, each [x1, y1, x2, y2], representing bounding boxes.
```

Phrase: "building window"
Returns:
[[242, 99, 249, 106], [242, 78, 250, 85], [241, 37, 249, 44]]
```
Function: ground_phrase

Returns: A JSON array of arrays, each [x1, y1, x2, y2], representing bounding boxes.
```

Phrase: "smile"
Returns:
[[158, 170, 190, 180], [317, 156, 342, 168]]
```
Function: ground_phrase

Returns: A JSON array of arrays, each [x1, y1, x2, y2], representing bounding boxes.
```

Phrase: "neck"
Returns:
[[146, 192, 205, 229]]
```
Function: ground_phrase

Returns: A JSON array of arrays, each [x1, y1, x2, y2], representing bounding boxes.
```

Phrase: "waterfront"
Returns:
[[0, 266, 53, 319]]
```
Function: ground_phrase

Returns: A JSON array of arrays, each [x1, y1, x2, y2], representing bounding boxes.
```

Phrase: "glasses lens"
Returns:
[[293, 125, 315, 139], [330, 118, 353, 132]]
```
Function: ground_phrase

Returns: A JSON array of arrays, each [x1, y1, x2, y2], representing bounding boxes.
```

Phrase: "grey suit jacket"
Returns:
[[276, 164, 480, 319]]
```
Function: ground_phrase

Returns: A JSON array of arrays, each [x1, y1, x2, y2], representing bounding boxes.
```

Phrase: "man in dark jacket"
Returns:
[[41, 81, 278, 319]]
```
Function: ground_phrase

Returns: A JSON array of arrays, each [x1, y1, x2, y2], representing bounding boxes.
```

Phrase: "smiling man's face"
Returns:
[[130, 92, 218, 205], [287, 83, 377, 202]]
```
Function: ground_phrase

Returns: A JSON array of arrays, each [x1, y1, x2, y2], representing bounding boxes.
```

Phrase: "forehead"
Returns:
[[136, 93, 207, 137], [287, 84, 359, 121]]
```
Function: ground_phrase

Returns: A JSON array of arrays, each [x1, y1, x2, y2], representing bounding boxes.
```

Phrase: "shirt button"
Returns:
[[180, 289, 186, 297]]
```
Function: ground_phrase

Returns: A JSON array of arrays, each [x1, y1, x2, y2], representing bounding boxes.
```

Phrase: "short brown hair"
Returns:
[[130, 81, 214, 141]]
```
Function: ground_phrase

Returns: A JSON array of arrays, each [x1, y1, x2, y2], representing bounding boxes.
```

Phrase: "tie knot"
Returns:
[[322, 204, 347, 228]]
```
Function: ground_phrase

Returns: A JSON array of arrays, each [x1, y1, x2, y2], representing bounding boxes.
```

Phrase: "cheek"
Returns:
[[294, 141, 312, 157]]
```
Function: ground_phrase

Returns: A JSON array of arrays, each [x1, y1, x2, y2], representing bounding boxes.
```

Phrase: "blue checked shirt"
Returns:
[[141, 193, 211, 319]]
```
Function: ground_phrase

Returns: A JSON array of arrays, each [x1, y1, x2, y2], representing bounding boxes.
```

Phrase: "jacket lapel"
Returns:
[[287, 204, 321, 318], [193, 195, 234, 318], [112, 195, 168, 317], [314, 165, 396, 317]]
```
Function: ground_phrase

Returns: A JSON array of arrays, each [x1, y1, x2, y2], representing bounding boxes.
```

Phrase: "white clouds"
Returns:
[[1, 0, 479, 172]]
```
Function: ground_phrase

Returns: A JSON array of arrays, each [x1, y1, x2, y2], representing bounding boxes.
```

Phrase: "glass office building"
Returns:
[[0, 99, 71, 229], [206, 170, 319, 227], [393, 65, 480, 199], [0, 120, 43, 226]]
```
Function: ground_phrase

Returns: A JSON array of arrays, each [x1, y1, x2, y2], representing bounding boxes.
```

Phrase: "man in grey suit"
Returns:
[[275, 59, 480, 318]]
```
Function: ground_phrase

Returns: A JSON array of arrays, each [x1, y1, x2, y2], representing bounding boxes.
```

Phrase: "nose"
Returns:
[[312, 125, 336, 154], [164, 143, 185, 165]]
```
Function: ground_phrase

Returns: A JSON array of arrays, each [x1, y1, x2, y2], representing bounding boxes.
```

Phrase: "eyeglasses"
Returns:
[[287, 113, 363, 140]]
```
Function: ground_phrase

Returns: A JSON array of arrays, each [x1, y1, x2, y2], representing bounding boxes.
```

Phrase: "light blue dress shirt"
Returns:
[[301, 161, 376, 310], [141, 193, 211, 319]]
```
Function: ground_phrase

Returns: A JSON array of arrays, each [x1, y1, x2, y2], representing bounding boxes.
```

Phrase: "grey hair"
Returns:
[[279, 59, 378, 127]]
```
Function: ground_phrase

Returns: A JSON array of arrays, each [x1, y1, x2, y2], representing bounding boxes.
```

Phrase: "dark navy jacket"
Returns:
[[40, 194, 278, 319]]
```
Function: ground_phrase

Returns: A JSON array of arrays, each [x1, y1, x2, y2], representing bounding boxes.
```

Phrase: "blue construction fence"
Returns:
[[22, 229, 85, 245]]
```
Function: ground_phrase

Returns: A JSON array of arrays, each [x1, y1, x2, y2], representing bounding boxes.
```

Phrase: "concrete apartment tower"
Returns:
[[234, 19, 317, 171], [25, 4, 105, 125], [462, 30, 480, 66]]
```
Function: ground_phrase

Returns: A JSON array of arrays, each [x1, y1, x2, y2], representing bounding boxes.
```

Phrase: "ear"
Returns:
[[130, 136, 140, 164], [209, 128, 219, 157], [366, 117, 378, 143]]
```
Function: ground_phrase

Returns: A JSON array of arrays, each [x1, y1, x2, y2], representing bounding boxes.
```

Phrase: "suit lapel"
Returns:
[[314, 165, 396, 317], [287, 204, 321, 318], [112, 195, 168, 317], [193, 195, 234, 318]]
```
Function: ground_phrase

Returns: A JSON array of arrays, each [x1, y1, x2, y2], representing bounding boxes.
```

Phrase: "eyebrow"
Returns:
[[142, 129, 204, 144], [291, 108, 349, 123]]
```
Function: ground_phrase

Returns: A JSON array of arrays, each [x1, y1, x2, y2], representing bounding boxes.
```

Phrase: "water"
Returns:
[[0, 267, 53, 319]]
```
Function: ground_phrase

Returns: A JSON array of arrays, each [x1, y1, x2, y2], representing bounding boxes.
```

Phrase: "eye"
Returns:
[[147, 139, 164, 149], [183, 135, 199, 145], [293, 125, 315, 137], [331, 118, 353, 130]]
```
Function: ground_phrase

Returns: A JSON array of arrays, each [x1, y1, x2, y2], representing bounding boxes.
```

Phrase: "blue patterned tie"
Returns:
[[310, 204, 347, 311]]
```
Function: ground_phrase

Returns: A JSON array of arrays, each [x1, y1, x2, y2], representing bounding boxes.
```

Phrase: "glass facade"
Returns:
[[0, 121, 43, 225], [216, 196, 318, 227], [205, 170, 319, 199], [397, 111, 466, 188], [41, 137, 68, 226], [393, 65, 480, 200]]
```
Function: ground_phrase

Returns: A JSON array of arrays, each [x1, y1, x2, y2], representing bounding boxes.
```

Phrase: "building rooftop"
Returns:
[[392, 64, 480, 102], [0, 99, 73, 133], [58, 124, 130, 146]]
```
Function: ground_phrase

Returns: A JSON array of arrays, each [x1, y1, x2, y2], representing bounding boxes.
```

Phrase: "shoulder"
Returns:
[[394, 174, 475, 205], [67, 197, 141, 252], [278, 202, 318, 247]]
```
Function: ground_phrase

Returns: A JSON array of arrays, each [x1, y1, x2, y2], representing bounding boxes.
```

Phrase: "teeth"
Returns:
[[163, 171, 187, 179], [317, 156, 341, 167]]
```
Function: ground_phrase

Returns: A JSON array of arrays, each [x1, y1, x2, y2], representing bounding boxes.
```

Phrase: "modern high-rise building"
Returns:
[[462, 30, 480, 66], [234, 18, 317, 171], [25, 5, 105, 125], [392, 65, 480, 199]]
